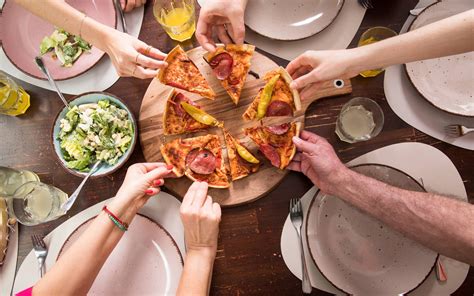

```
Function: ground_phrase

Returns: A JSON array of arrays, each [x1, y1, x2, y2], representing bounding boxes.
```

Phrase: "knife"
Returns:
[[114, 0, 128, 34]]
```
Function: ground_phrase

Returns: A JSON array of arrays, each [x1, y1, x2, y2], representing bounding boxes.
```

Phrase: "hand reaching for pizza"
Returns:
[[287, 130, 349, 195], [196, 0, 248, 52], [286, 49, 362, 100], [180, 182, 221, 257], [120, 0, 146, 12], [102, 30, 167, 79]]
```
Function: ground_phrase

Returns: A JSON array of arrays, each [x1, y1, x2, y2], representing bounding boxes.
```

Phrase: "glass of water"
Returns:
[[0, 166, 40, 196], [6, 181, 69, 226], [335, 97, 384, 143]]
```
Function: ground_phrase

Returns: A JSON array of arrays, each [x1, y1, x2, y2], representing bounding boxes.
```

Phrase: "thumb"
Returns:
[[145, 166, 172, 183], [290, 71, 319, 90], [292, 136, 317, 154]]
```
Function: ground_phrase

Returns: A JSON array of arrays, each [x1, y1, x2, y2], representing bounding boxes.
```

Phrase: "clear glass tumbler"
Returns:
[[0, 71, 30, 116], [153, 0, 196, 42], [358, 27, 398, 77]]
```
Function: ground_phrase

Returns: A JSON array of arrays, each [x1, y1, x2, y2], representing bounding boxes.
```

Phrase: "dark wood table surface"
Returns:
[[1, 1, 472, 295]]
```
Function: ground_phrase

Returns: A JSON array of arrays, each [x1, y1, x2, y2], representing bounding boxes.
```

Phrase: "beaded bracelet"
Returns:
[[103, 206, 129, 231]]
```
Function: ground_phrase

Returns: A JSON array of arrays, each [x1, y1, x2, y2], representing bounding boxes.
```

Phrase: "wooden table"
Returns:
[[1, 1, 472, 294]]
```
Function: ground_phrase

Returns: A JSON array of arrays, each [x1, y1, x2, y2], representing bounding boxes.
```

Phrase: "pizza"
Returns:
[[244, 122, 301, 169], [163, 90, 210, 135], [157, 45, 216, 99], [204, 44, 255, 105], [243, 67, 301, 120], [223, 129, 260, 181], [160, 134, 230, 188]]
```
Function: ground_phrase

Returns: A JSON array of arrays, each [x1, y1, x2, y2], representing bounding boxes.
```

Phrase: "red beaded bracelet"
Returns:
[[103, 206, 129, 231]]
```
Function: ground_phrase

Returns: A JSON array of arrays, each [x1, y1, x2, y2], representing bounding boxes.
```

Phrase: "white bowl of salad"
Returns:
[[52, 92, 137, 178]]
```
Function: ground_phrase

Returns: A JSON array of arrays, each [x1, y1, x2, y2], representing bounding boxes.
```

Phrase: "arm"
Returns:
[[289, 131, 474, 265], [177, 182, 221, 295], [14, 0, 166, 78], [32, 163, 173, 296], [287, 10, 474, 92]]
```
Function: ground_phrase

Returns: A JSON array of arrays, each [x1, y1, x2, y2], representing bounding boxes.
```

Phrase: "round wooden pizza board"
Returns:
[[139, 46, 352, 207]]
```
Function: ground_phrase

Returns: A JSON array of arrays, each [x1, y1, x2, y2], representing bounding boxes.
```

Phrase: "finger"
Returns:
[[145, 187, 160, 196], [191, 182, 209, 208], [136, 43, 167, 60], [286, 54, 311, 77], [125, 0, 135, 12], [182, 181, 201, 207], [133, 66, 159, 79], [145, 166, 173, 183], [140, 162, 169, 172], [292, 152, 302, 162], [212, 202, 221, 220], [120, 0, 126, 10], [286, 161, 302, 172], [137, 54, 167, 69], [153, 178, 165, 187], [217, 25, 232, 45], [291, 71, 320, 90], [300, 130, 325, 144], [292, 136, 319, 154], [228, 13, 245, 44], [291, 66, 312, 80], [203, 195, 213, 211], [196, 19, 216, 52]]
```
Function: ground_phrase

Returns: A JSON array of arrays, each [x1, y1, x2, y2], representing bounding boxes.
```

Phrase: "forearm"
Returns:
[[32, 199, 138, 296], [350, 10, 474, 72], [14, 0, 115, 52], [177, 249, 215, 296], [332, 168, 474, 265]]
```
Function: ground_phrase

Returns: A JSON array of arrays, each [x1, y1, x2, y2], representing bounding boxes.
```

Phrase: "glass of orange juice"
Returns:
[[153, 0, 196, 42], [357, 27, 398, 77], [0, 71, 30, 116]]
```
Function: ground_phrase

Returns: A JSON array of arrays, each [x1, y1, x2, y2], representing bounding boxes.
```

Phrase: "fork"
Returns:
[[444, 124, 474, 138], [31, 234, 48, 278], [358, 0, 374, 9], [289, 198, 312, 294]]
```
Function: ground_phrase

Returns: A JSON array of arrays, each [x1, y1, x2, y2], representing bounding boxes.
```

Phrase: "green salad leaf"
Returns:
[[39, 28, 91, 67]]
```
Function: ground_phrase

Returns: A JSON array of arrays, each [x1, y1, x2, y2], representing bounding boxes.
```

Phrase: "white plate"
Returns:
[[306, 164, 438, 295], [58, 214, 183, 295], [405, 0, 474, 117], [244, 0, 345, 41]]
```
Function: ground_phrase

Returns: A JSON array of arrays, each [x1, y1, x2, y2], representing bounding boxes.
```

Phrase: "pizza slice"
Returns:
[[157, 45, 216, 99], [243, 67, 301, 121], [223, 129, 260, 181], [244, 122, 301, 170], [160, 134, 230, 188], [204, 44, 255, 105]]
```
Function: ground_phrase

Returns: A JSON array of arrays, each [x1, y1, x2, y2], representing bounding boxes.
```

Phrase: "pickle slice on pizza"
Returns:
[[160, 134, 230, 188], [243, 67, 301, 120], [244, 122, 301, 169], [157, 45, 216, 99], [223, 129, 260, 181], [204, 44, 255, 105], [163, 90, 223, 135]]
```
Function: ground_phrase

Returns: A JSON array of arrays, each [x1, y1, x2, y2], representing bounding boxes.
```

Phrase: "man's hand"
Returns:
[[196, 0, 247, 52], [180, 182, 221, 258], [288, 130, 348, 194]]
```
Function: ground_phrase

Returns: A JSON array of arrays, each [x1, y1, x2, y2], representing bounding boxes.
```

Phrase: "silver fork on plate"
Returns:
[[31, 234, 48, 278], [289, 198, 312, 294], [444, 124, 474, 138]]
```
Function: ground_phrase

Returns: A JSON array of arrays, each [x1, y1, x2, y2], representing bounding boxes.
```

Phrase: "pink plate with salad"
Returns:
[[0, 0, 116, 81]]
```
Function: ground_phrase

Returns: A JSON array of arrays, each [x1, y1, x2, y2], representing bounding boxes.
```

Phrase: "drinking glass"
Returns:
[[335, 97, 384, 143], [357, 27, 398, 77], [6, 181, 69, 226], [0, 167, 40, 196], [153, 0, 196, 42], [0, 71, 30, 116]]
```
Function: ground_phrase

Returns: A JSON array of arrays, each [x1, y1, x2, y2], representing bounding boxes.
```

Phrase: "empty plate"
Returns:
[[405, 0, 474, 117], [244, 0, 344, 41], [58, 214, 183, 295], [1, 0, 116, 80], [306, 164, 438, 295]]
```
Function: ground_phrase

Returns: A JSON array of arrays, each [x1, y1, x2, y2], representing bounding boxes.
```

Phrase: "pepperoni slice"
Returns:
[[265, 123, 290, 135], [209, 52, 233, 80], [259, 144, 281, 168], [186, 149, 216, 175], [266, 100, 292, 117]]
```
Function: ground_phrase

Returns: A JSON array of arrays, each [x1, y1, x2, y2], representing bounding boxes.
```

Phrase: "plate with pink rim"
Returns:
[[404, 0, 474, 117], [306, 164, 438, 295], [0, 0, 116, 81], [244, 0, 345, 41], [58, 214, 183, 295]]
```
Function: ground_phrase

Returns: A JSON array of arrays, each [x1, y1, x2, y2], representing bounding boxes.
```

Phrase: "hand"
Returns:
[[120, 0, 146, 12], [103, 30, 167, 79], [288, 130, 348, 195], [114, 163, 174, 210], [286, 49, 363, 100], [196, 0, 247, 52], [180, 182, 221, 257]]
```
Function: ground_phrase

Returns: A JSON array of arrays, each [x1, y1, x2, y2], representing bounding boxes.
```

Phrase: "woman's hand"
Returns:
[[180, 182, 221, 258], [120, 0, 146, 12], [286, 49, 363, 100], [196, 0, 247, 52], [288, 131, 349, 195], [103, 30, 167, 79]]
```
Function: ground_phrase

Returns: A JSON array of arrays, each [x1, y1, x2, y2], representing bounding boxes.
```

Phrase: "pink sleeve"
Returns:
[[15, 287, 33, 296]]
